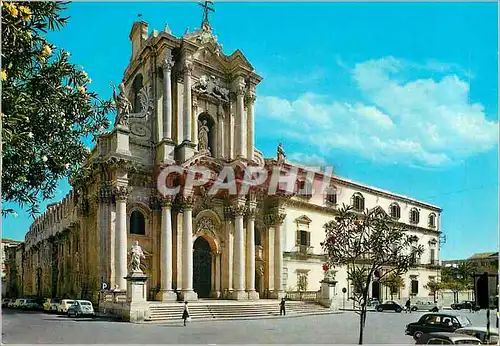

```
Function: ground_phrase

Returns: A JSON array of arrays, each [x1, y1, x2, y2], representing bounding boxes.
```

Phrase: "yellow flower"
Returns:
[[5, 2, 18, 17], [39, 56, 46, 63], [1, 70, 7, 81], [78, 86, 86, 94], [42, 45, 52, 56], [18, 5, 31, 21]]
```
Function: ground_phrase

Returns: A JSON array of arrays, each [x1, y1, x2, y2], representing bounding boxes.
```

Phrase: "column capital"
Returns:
[[264, 211, 286, 226], [160, 195, 176, 208], [183, 60, 193, 76], [114, 186, 130, 202], [246, 207, 257, 220], [232, 205, 248, 217], [180, 194, 195, 210], [236, 82, 246, 97], [163, 51, 174, 71], [245, 89, 256, 105]]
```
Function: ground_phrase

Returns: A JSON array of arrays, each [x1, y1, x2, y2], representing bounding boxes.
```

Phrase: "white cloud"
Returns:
[[256, 57, 498, 167], [287, 152, 327, 167]]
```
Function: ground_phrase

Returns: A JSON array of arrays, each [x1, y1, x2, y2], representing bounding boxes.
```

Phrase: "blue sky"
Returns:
[[2, 2, 498, 260]]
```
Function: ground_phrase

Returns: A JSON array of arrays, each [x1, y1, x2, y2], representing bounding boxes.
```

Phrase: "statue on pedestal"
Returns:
[[198, 119, 210, 151], [111, 82, 132, 127], [277, 142, 286, 165], [129, 241, 145, 273]]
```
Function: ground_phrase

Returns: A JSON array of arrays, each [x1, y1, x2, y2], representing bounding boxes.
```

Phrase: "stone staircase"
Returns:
[[147, 300, 337, 323]]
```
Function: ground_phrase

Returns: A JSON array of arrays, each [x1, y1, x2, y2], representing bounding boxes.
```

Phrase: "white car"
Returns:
[[456, 327, 499, 345], [67, 300, 95, 317], [49, 298, 61, 313], [57, 299, 75, 313]]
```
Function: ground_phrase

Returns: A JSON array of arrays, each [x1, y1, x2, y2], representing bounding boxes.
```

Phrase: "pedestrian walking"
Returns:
[[405, 298, 411, 313], [182, 301, 190, 326], [280, 298, 286, 316]]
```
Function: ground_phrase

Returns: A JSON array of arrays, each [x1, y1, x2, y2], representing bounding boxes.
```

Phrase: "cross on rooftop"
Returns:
[[199, 0, 215, 28]]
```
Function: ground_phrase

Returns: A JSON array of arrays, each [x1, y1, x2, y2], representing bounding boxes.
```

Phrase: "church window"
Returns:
[[351, 193, 365, 212], [428, 213, 436, 228], [131, 74, 143, 113], [409, 208, 420, 225], [389, 202, 401, 219], [130, 210, 146, 235]]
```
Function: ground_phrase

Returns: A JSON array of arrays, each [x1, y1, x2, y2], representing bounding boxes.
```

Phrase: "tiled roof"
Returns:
[[468, 252, 498, 260]]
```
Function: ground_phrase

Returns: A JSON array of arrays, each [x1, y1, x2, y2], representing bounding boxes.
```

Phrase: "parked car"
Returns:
[[67, 300, 94, 318], [49, 298, 61, 313], [451, 301, 480, 311], [375, 300, 403, 312], [455, 327, 499, 345], [2, 298, 11, 307], [405, 313, 473, 340], [367, 298, 381, 307], [411, 300, 441, 312], [416, 332, 481, 345], [57, 299, 75, 313], [14, 298, 28, 308], [20, 299, 39, 310]]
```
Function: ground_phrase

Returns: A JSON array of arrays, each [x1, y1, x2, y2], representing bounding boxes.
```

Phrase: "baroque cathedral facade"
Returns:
[[17, 14, 442, 304]]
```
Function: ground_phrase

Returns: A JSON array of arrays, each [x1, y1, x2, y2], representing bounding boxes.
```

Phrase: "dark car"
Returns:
[[375, 300, 403, 313], [451, 301, 480, 311], [405, 313, 472, 340], [416, 332, 481, 345]]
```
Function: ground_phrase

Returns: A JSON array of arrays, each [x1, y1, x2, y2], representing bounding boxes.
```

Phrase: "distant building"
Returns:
[[1, 239, 22, 297], [442, 252, 499, 273]]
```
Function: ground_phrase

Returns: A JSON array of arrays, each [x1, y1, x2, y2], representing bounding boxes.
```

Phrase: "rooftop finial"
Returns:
[[198, 0, 215, 29]]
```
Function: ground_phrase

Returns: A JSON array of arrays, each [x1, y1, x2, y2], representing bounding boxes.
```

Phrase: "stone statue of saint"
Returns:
[[129, 241, 145, 273], [277, 142, 286, 165], [198, 120, 209, 151], [111, 82, 132, 127]]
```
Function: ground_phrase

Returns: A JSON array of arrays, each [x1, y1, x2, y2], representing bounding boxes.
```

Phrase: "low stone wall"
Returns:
[[98, 290, 150, 323]]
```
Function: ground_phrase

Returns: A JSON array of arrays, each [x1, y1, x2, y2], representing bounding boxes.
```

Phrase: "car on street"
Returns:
[[57, 299, 75, 314], [451, 301, 480, 311], [411, 300, 441, 312], [67, 300, 95, 318], [49, 298, 61, 313], [455, 327, 499, 345], [375, 300, 403, 312], [405, 313, 473, 340], [7, 298, 16, 308], [367, 298, 380, 307], [415, 332, 481, 345]]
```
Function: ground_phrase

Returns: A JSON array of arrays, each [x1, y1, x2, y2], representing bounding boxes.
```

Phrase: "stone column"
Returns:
[[232, 203, 247, 300], [183, 61, 193, 143], [192, 95, 198, 148], [273, 213, 286, 298], [114, 186, 129, 291], [215, 252, 221, 296], [246, 89, 256, 161], [162, 51, 174, 140], [236, 82, 246, 157], [159, 196, 176, 301], [228, 98, 235, 159], [181, 196, 197, 301], [246, 205, 259, 299], [218, 105, 225, 158]]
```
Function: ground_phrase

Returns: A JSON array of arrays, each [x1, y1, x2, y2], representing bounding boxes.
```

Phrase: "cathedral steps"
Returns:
[[147, 300, 336, 322]]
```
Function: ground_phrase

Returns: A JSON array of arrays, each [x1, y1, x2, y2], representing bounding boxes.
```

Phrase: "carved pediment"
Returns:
[[295, 215, 312, 225]]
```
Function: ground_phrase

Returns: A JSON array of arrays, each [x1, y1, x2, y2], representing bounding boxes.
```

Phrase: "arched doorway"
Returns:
[[193, 237, 212, 298]]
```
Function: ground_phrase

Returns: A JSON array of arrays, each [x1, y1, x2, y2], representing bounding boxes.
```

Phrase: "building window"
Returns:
[[351, 193, 365, 212], [409, 208, 420, 225], [428, 213, 436, 228], [296, 230, 310, 247], [130, 210, 146, 235], [297, 271, 309, 291], [297, 179, 313, 198], [131, 74, 143, 113], [411, 280, 419, 295], [430, 249, 435, 265], [389, 203, 401, 219], [325, 187, 337, 204]]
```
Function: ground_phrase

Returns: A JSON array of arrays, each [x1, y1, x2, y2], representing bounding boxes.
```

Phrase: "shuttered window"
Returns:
[[297, 230, 310, 246], [411, 280, 419, 295]]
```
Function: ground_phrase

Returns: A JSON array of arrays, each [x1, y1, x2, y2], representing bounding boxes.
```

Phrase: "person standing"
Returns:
[[405, 298, 411, 313], [280, 298, 286, 316], [182, 301, 190, 326]]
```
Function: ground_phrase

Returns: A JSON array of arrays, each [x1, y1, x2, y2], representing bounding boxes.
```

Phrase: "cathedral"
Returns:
[[18, 7, 442, 305]]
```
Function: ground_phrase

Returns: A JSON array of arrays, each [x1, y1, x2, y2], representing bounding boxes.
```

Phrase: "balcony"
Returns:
[[297, 245, 314, 255]]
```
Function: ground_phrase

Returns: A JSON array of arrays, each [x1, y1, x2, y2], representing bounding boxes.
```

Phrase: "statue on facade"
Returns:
[[111, 82, 132, 127], [198, 119, 210, 151], [277, 142, 286, 165], [129, 241, 145, 273]]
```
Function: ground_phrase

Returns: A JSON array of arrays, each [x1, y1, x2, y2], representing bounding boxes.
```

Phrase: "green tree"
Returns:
[[380, 272, 406, 300], [1, 1, 113, 215], [424, 280, 443, 303], [321, 205, 423, 345]]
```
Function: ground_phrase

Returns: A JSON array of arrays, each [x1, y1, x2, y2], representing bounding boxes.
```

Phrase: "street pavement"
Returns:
[[2, 308, 497, 344]]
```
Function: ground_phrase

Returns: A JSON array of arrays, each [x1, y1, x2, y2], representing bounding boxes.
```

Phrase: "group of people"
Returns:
[[181, 298, 288, 326]]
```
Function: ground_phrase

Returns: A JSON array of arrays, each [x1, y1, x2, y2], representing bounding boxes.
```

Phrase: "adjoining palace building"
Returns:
[[17, 13, 442, 304]]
